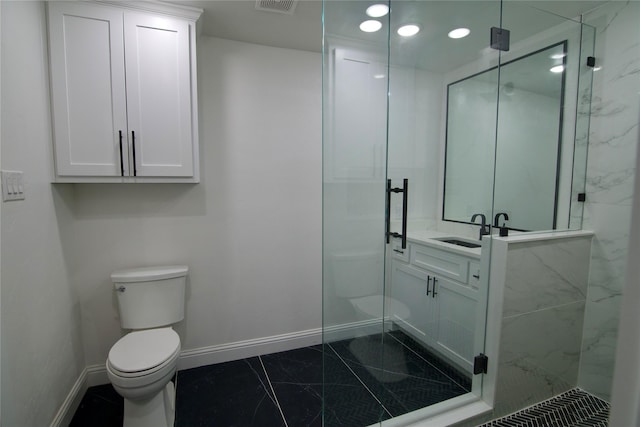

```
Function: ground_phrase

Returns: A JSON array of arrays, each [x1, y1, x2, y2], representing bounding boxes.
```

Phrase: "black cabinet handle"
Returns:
[[393, 249, 404, 254], [118, 130, 124, 176], [131, 130, 137, 177], [473, 274, 480, 279], [426, 276, 431, 296], [432, 277, 438, 298]]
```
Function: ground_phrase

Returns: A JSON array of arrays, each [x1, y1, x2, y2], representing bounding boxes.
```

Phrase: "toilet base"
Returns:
[[123, 381, 176, 427]]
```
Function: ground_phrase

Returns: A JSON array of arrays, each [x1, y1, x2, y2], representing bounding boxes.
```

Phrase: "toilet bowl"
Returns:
[[107, 266, 188, 427], [107, 328, 180, 400], [331, 253, 410, 323]]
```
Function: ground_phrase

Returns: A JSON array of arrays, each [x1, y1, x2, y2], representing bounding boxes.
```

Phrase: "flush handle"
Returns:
[[116, 286, 126, 293]]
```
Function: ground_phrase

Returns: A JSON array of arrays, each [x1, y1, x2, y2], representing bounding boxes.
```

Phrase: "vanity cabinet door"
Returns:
[[48, 2, 128, 177], [434, 276, 477, 371], [390, 261, 439, 344]]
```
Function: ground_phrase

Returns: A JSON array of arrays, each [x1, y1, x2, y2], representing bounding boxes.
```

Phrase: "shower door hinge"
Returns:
[[587, 56, 596, 67], [490, 27, 510, 51], [474, 353, 489, 375]]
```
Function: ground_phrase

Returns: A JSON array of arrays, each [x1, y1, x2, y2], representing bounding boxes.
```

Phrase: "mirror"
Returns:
[[443, 42, 567, 231]]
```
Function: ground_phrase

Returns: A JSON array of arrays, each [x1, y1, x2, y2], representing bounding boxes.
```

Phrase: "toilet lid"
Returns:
[[108, 328, 180, 373]]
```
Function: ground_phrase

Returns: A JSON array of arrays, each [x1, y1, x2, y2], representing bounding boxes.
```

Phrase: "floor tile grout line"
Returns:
[[328, 342, 394, 419], [259, 355, 290, 427], [386, 331, 470, 392]]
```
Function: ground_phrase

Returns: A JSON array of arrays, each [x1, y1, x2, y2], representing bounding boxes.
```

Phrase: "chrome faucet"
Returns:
[[471, 213, 491, 241]]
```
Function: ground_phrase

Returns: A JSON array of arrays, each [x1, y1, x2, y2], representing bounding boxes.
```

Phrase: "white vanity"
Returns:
[[388, 231, 483, 374]]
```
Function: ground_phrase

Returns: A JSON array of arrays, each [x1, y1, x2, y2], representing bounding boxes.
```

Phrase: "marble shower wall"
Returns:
[[492, 235, 593, 418], [578, 0, 640, 401]]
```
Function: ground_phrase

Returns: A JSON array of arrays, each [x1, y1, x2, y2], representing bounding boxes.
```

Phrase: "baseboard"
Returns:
[[49, 367, 88, 427], [177, 326, 324, 370], [86, 363, 110, 387], [53, 319, 387, 424], [322, 318, 390, 342]]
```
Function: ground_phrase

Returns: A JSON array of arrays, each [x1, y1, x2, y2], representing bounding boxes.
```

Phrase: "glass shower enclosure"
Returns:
[[322, 1, 595, 425]]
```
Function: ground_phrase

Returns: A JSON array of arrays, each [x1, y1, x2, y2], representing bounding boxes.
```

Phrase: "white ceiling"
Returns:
[[170, 0, 605, 57], [175, 0, 323, 52]]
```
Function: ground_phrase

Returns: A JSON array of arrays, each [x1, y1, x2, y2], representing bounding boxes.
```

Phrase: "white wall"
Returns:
[[0, 2, 85, 425], [68, 36, 323, 366]]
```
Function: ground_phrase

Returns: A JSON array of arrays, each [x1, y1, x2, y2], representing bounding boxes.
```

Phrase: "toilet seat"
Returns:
[[108, 328, 180, 377]]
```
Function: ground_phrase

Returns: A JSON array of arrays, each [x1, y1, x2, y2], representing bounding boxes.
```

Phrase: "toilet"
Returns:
[[106, 265, 188, 427], [332, 253, 410, 323]]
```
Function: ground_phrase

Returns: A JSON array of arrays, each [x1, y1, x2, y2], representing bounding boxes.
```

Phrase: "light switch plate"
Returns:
[[2, 170, 25, 201]]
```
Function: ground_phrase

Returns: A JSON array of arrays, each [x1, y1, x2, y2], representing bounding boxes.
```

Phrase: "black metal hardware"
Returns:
[[490, 27, 510, 51], [386, 179, 392, 244], [393, 249, 404, 254], [578, 193, 586, 202], [386, 179, 409, 249], [471, 213, 491, 241], [587, 56, 596, 67], [426, 276, 431, 296], [499, 226, 509, 237], [494, 212, 509, 227], [131, 130, 137, 177], [474, 353, 489, 374], [118, 130, 124, 176], [432, 277, 438, 298], [472, 274, 480, 279]]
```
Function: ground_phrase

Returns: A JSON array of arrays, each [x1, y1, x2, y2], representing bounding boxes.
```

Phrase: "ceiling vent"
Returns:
[[255, 0, 298, 15]]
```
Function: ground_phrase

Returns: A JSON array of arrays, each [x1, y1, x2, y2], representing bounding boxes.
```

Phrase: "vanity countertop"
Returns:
[[405, 230, 482, 259]]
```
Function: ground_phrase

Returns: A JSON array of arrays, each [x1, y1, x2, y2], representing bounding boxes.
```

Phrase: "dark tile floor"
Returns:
[[70, 330, 471, 427]]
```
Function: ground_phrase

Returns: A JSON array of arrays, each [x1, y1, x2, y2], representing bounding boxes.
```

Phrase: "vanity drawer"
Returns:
[[410, 244, 469, 283], [390, 239, 410, 263], [469, 261, 481, 289]]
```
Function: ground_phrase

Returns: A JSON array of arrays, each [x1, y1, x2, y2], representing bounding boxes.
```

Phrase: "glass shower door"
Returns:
[[321, 1, 390, 424], [322, 1, 501, 425]]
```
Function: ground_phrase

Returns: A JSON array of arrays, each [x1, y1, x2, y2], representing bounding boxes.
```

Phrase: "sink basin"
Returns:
[[435, 238, 481, 249]]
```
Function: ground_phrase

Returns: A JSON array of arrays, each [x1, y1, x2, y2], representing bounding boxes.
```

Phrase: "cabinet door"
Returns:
[[434, 276, 477, 371], [327, 47, 387, 180], [390, 261, 438, 344], [48, 2, 128, 176], [124, 12, 194, 177]]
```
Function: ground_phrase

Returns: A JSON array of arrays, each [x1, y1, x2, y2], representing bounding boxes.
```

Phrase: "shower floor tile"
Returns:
[[70, 330, 470, 426]]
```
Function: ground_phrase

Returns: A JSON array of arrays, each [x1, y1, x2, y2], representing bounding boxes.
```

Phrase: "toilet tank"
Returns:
[[332, 253, 383, 299], [111, 265, 188, 330]]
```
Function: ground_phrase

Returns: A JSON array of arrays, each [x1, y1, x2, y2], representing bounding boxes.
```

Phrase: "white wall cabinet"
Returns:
[[47, 1, 201, 182], [389, 240, 479, 373]]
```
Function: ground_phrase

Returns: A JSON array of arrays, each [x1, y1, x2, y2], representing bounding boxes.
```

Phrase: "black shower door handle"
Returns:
[[386, 179, 409, 249]]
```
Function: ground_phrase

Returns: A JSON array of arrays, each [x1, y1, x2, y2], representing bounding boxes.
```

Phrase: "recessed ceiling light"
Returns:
[[448, 28, 470, 39], [550, 65, 565, 73], [397, 24, 420, 37], [366, 4, 389, 18], [360, 20, 382, 33]]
